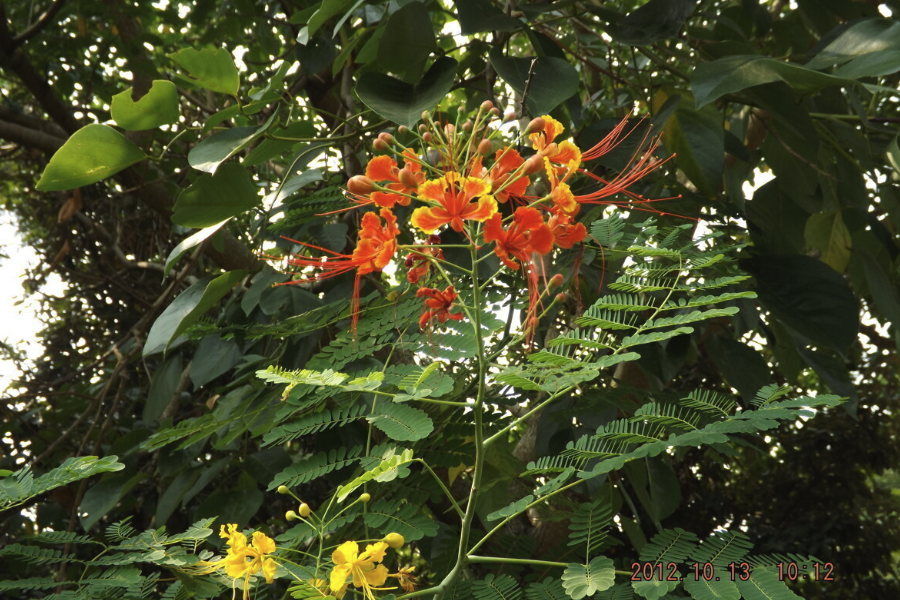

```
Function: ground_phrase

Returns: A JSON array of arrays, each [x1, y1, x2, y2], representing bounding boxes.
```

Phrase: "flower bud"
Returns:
[[422, 132, 433, 144], [373, 138, 389, 152], [398, 125, 409, 135], [398, 168, 418, 191], [378, 132, 395, 145], [504, 111, 516, 123], [462, 120, 473, 132], [421, 110, 430, 120], [555, 292, 567, 304], [298, 503, 311, 518], [418, 123, 428, 133], [277, 485, 290, 495], [285, 510, 298, 521], [385, 292, 399, 302], [444, 123, 455, 137], [523, 155, 543, 174], [382, 532, 405, 548], [490, 107, 500, 116], [477, 139, 493, 156], [526, 117, 546, 134], [347, 175, 375, 195], [480, 100, 494, 112], [548, 274, 564, 289], [359, 492, 371, 503]]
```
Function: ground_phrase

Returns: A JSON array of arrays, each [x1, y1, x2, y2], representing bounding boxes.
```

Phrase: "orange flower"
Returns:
[[417, 286, 465, 329], [483, 206, 554, 270], [282, 208, 398, 332], [404, 234, 443, 284], [363, 149, 425, 208], [529, 115, 581, 178], [410, 173, 498, 233], [547, 208, 587, 249], [471, 147, 529, 203]]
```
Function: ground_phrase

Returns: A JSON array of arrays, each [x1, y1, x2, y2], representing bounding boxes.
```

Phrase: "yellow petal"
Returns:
[[333, 540, 358, 565], [330, 564, 351, 593], [363, 564, 389, 587], [251, 531, 276, 555]]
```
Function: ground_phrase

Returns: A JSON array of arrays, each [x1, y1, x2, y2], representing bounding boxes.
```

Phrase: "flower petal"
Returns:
[[460, 194, 498, 223], [411, 206, 450, 234], [365, 155, 397, 182]]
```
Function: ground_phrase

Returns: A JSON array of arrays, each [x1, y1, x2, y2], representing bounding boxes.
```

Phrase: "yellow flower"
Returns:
[[330, 540, 391, 600], [390, 566, 418, 592], [219, 524, 278, 600]]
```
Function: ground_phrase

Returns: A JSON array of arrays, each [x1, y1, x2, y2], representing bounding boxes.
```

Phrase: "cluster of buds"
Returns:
[[279, 102, 671, 337]]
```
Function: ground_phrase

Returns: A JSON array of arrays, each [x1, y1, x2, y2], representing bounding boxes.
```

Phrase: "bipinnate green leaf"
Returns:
[[164, 218, 231, 276], [630, 576, 679, 600], [143, 270, 246, 356], [363, 499, 438, 542], [688, 530, 753, 567], [525, 577, 568, 600], [473, 574, 522, 600], [488, 50, 579, 116], [692, 55, 858, 108], [269, 446, 363, 490], [336, 448, 414, 502], [111, 80, 180, 130], [168, 47, 239, 96], [487, 495, 533, 522], [0, 456, 124, 511], [356, 57, 458, 128], [562, 557, 615, 599], [35, 124, 146, 191], [568, 499, 612, 557], [639, 528, 700, 564], [682, 570, 740, 600], [172, 163, 258, 228], [734, 568, 802, 600], [367, 402, 434, 441]]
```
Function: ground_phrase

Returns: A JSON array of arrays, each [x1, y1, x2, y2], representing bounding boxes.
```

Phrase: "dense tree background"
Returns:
[[2, 0, 900, 597]]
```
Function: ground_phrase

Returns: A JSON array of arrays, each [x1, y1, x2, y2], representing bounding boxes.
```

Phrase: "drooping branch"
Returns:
[[12, 0, 68, 45]]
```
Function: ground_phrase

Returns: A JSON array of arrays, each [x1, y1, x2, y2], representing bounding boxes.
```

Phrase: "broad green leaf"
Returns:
[[164, 218, 231, 276], [143, 354, 182, 421], [562, 557, 615, 599], [456, 0, 522, 34], [834, 50, 900, 79], [367, 402, 434, 442], [356, 57, 458, 127], [609, 0, 697, 45], [806, 19, 900, 70], [377, 2, 436, 75], [167, 47, 239, 96], [80, 471, 146, 531], [172, 163, 258, 228], [489, 50, 579, 116], [190, 335, 241, 387], [804, 210, 851, 273], [143, 270, 246, 356], [692, 55, 858, 108], [111, 80, 180, 130], [188, 126, 260, 173], [705, 336, 770, 401], [35, 124, 146, 191], [741, 254, 858, 358], [652, 88, 723, 197], [301, 0, 355, 41]]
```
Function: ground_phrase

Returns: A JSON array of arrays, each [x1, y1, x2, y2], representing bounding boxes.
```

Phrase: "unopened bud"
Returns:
[[554, 292, 567, 304], [382, 532, 405, 548], [548, 274, 564, 289], [491, 107, 500, 116], [422, 132, 433, 144], [285, 510, 298, 521], [526, 117, 546, 134], [277, 485, 290, 495], [373, 138, 389, 152], [398, 168, 418, 190], [477, 139, 493, 156], [480, 100, 494, 112], [378, 132, 395, 145], [504, 111, 516, 122], [462, 121, 473, 132], [398, 125, 409, 135], [385, 292, 399, 302], [418, 123, 427, 133], [347, 175, 375, 195], [444, 123, 455, 137], [359, 492, 371, 503], [421, 110, 430, 120], [298, 503, 311, 518], [523, 155, 543, 174]]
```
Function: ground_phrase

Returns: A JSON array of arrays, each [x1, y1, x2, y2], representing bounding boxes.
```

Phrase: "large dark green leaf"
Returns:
[[455, 0, 521, 34], [377, 2, 435, 75], [488, 50, 579, 116], [35, 124, 146, 191], [806, 19, 900, 70], [742, 254, 858, 358], [188, 127, 260, 174], [804, 210, 852, 273], [692, 55, 859, 108], [706, 336, 771, 401], [355, 57, 458, 127], [609, 0, 697, 45], [111, 80, 180, 131], [143, 270, 247, 357], [173, 163, 259, 228]]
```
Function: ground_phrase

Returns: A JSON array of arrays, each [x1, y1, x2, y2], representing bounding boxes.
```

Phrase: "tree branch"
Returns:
[[13, 0, 68, 45]]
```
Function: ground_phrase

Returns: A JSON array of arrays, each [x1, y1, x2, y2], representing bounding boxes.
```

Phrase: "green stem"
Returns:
[[416, 459, 466, 520], [467, 555, 569, 568]]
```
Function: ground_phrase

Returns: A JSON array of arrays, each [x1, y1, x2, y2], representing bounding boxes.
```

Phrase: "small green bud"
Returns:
[[382, 532, 405, 548], [277, 485, 290, 495], [359, 492, 371, 503], [285, 510, 298, 521], [298, 503, 311, 518]]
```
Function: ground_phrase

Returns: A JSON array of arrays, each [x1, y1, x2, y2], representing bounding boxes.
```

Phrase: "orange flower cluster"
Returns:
[[278, 103, 671, 336]]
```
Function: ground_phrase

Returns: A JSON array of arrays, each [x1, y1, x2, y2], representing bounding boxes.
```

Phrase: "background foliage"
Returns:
[[2, 0, 900, 597]]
